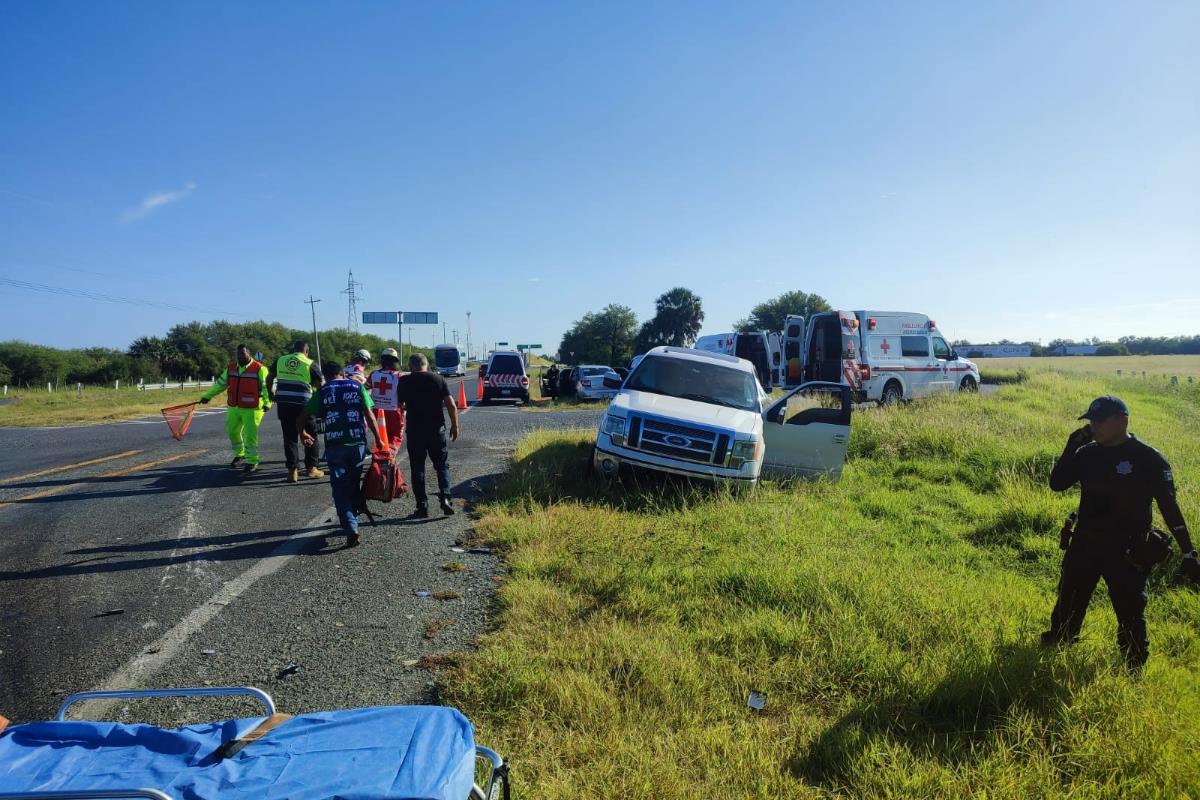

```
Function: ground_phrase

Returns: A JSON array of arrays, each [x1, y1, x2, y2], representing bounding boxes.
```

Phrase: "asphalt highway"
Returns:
[[0, 376, 604, 725]]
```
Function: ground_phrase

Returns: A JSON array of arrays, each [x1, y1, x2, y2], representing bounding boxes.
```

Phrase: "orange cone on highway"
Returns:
[[476, 376, 484, 400], [457, 380, 468, 410]]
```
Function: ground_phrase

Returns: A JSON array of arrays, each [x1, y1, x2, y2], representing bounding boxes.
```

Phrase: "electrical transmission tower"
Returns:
[[342, 269, 363, 331]]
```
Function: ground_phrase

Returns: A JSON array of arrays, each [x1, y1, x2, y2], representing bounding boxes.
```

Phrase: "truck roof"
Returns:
[[647, 346, 755, 372]]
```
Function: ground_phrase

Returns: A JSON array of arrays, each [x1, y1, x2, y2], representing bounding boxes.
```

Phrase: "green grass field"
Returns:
[[979, 354, 1200, 385], [0, 386, 225, 427], [447, 372, 1200, 798]]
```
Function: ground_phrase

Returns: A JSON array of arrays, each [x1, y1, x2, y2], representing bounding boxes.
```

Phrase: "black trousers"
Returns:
[[1048, 539, 1149, 666], [277, 403, 320, 470], [406, 427, 451, 505]]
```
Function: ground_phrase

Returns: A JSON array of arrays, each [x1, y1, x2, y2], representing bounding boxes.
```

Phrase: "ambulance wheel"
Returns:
[[960, 375, 978, 393], [881, 381, 903, 406]]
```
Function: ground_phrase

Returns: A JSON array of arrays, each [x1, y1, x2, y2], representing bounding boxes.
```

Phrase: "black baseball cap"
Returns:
[[1078, 395, 1129, 421]]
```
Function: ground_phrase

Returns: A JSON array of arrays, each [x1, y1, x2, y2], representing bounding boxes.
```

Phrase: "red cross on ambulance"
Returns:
[[880, 338, 891, 355]]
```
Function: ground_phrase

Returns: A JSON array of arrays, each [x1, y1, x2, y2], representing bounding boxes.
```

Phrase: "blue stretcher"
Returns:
[[0, 686, 510, 800]]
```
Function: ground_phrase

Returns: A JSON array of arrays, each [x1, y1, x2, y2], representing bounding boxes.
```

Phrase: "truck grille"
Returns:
[[630, 414, 729, 465]]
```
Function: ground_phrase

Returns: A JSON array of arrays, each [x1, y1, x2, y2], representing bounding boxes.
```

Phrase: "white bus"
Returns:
[[433, 344, 467, 377]]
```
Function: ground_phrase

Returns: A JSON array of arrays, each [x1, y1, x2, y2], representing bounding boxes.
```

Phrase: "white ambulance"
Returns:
[[796, 310, 979, 403], [694, 331, 780, 390]]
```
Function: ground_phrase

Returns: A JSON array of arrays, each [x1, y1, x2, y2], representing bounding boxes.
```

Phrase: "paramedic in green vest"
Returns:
[[269, 340, 325, 483], [199, 344, 271, 473]]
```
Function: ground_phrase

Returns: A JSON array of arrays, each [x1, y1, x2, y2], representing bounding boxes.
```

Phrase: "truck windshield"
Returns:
[[626, 356, 760, 411], [434, 348, 460, 368]]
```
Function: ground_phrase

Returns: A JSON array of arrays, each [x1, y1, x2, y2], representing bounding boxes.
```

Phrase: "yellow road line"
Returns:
[[0, 450, 143, 486], [0, 450, 206, 508]]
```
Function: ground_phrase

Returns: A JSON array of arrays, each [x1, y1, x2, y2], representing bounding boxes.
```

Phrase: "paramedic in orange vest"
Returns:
[[199, 344, 272, 473]]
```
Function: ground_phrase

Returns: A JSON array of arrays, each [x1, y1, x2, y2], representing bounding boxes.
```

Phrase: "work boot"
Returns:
[[243, 462, 259, 474], [347, 531, 361, 547], [286, 468, 299, 483], [305, 466, 325, 479], [230, 456, 246, 469], [410, 504, 430, 519], [439, 496, 455, 516]]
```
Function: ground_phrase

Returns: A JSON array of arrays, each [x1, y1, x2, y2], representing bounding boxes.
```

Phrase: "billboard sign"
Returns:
[[362, 311, 399, 325]]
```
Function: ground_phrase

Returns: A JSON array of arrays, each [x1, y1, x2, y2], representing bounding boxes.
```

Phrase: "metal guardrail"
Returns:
[[136, 381, 216, 392]]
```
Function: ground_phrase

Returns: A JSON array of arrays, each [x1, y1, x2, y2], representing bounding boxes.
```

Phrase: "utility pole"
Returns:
[[304, 296, 322, 365], [443, 321, 447, 344], [466, 311, 472, 361]]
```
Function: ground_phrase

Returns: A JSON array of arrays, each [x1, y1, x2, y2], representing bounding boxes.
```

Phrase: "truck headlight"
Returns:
[[603, 414, 627, 445], [729, 438, 761, 468]]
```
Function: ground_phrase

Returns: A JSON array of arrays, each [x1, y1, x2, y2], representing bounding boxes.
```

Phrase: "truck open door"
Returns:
[[760, 381, 852, 480], [782, 315, 805, 388]]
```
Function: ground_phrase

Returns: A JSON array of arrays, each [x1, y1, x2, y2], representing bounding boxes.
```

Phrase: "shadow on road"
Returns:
[[0, 462, 321, 504], [0, 524, 335, 582]]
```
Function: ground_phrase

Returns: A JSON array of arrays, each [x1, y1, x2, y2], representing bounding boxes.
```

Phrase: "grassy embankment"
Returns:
[[979, 354, 1200, 386], [446, 371, 1200, 798], [0, 386, 226, 427]]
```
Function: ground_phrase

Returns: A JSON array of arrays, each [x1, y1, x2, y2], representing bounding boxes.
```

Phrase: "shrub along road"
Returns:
[[0, 376, 604, 725]]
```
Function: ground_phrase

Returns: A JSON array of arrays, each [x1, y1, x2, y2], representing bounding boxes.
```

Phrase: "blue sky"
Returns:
[[2, 1, 1197, 353]]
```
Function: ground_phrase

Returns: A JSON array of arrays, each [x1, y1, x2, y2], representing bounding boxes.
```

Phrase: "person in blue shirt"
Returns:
[[298, 362, 383, 546]]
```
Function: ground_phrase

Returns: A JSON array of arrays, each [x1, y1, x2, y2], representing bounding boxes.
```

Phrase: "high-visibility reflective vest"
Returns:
[[274, 352, 315, 404], [226, 360, 267, 409]]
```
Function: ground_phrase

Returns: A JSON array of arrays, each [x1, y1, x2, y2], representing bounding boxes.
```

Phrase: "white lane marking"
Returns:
[[85, 504, 337, 718], [157, 490, 207, 592], [87, 442, 425, 717]]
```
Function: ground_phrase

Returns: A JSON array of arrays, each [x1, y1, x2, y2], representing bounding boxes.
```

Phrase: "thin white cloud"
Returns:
[[121, 181, 197, 222], [527, 277, 541, 283]]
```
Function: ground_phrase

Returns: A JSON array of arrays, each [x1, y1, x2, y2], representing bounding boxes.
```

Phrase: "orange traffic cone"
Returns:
[[457, 380, 468, 410], [475, 376, 484, 400]]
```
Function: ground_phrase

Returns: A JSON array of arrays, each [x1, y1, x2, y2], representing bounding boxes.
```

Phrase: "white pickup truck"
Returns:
[[592, 346, 852, 484]]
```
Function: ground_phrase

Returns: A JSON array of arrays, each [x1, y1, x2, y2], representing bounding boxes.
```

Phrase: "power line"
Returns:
[[0, 275, 244, 317]]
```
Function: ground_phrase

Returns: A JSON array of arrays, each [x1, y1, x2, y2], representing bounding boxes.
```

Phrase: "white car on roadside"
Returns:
[[574, 365, 621, 401], [592, 346, 852, 485]]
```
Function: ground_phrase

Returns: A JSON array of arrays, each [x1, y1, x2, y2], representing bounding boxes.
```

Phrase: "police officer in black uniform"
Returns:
[[1043, 395, 1200, 668]]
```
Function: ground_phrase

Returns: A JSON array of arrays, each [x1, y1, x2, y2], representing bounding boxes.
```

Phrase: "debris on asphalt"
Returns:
[[334, 621, 345, 628], [418, 654, 460, 670], [467, 546, 492, 555], [277, 663, 301, 679], [424, 619, 449, 639], [402, 659, 419, 668], [93, 608, 124, 618], [443, 561, 466, 572], [414, 590, 431, 598], [201, 648, 217, 656], [748, 691, 767, 711], [432, 590, 462, 600], [449, 547, 466, 554]]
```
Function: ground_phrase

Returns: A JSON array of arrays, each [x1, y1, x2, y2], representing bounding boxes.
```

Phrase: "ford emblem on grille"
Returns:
[[664, 434, 690, 447]]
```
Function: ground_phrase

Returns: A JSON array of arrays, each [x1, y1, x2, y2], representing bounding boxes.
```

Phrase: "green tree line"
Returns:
[[0, 321, 434, 388], [557, 288, 832, 367]]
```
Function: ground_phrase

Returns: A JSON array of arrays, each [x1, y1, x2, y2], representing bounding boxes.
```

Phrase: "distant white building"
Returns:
[[1048, 345, 1100, 356], [962, 344, 1032, 358]]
